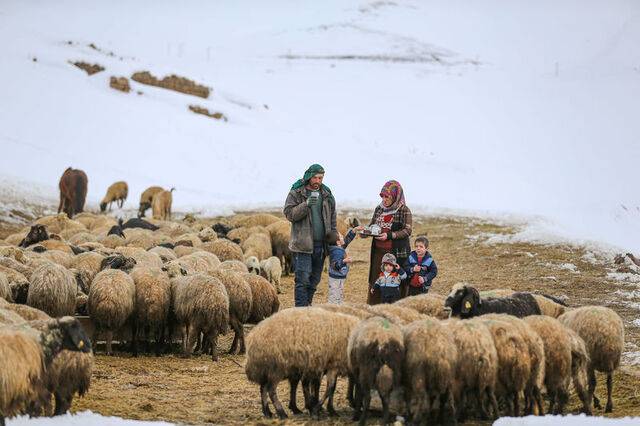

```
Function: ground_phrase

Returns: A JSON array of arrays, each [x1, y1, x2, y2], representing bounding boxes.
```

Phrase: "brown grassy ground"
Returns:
[[46, 214, 640, 423]]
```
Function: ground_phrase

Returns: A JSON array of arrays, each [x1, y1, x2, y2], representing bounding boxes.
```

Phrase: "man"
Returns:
[[284, 164, 337, 307]]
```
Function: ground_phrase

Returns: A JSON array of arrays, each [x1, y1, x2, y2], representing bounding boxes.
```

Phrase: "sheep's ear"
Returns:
[[461, 293, 475, 314]]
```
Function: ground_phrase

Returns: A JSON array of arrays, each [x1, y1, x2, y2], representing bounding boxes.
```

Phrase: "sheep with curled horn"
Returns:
[[445, 283, 541, 319]]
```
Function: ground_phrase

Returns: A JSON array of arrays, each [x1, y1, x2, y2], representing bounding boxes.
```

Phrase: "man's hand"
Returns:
[[306, 195, 319, 206], [412, 265, 421, 273], [375, 233, 388, 241]]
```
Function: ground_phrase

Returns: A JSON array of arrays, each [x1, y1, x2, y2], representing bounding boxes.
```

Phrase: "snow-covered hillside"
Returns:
[[1, 0, 639, 250]]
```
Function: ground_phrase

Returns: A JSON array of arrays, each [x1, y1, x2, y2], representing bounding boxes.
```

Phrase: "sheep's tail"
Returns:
[[375, 364, 394, 396], [539, 293, 568, 306]]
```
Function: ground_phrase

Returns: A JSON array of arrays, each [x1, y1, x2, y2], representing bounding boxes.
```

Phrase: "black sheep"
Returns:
[[19, 224, 49, 248], [445, 284, 541, 319], [100, 254, 137, 273], [107, 218, 126, 238], [212, 222, 232, 238], [121, 217, 159, 231]]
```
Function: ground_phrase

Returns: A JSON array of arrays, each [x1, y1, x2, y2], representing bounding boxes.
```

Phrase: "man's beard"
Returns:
[[310, 183, 320, 189]]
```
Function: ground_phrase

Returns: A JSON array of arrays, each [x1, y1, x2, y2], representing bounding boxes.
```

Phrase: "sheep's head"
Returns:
[[19, 224, 49, 248], [163, 261, 188, 278], [445, 283, 481, 318], [107, 224, 125, 238], [245, 256, 260, 275], [99, 202, 107, 213], [57, 316, 92, 353]]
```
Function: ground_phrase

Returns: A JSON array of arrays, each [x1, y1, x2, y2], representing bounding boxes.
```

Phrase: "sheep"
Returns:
[[0, 265, 29, 304], [88, 215, 118, 232], [316, 303, 375, 320], [152, 188, 174, 220], [220, 259, 249, 273], [266, 220, 293, 275], [208, 269, 253, 354], [480, 289, 568, 318], [565, 327, 593, 415], [67, 231, 99, 246], [445, 283, 541, 319], [242, 233, 272, 261], [242, 273, 279, 323], [402, 317, 459, 425], [122, 217, 160, 231], [100, 253, 137, 272], [137, 186, 164, 218], [0, 256, 33, 279], [35, 213, 86, 235], [26, 263, 77, 318], [88, 269, 136, 355], [259, 256, 282, 294], [115, 247, 163, 268], [100, 181, 128, 212], [174, 232, 203, 248], [558, 306, 624, 413], [245, 307, 359, 419], [19, 224, 50, 248], [129, 267, 171, 356], [394, 293, 449, 319], [0, 316, 92, 424], [212, 222, 232, 238], [473, 316, 531, 417], [99, 234, 126, 249], [245, 255, 260, 275], [40, 249, 74, 268], [188, 251, 220, 269], [0, 273, 12, 302], [124, 229, 160, 250], [483, 314, 545, 416], [148, 246, 177, 263], [169, 253, 214, 275], [231, 226, 269, 246], [232, 213, 281, 228], [57, 167, 88, 218], [200, 239, 243, 262], [523, 315, 573, 415], [197, 227, 217, 243], [172, 274, 229, 360], [69, 251, 104, 282], [363, 303, 429, 325], [348, 316, 404, 425], [174, 245, 200, 258]]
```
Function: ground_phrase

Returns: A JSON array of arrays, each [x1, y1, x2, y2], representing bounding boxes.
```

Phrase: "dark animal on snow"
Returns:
[[57, 167, 88, 218], [19, 224, 49, 248], [445, 283, 541, 319], [121, 218, 159, 231], [100, 254, 137, 272]]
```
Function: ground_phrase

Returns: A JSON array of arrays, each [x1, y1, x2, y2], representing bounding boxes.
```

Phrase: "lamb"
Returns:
[[26, 263, 77, 318], [402, 317, 459, 425], [394, 293, 449, 319], [445, 283, 541, 319], [245, 307, 359, 419], [523, 315, 574, 415], [129, 267, 171, 356], [483, 314, 545, 416], [208, 269, 253, 354], [99, 181, 128, 212], [138, 186, 164, 218], [242, 273, 279, 323], [0, 273, 12, 302], [0, 316, 92, 424], [348, 316, 404, 425], [152, 188, 174, 220], [220, 259, 249, 273], [57, 167, 88, 218], [172, 273, 229, 360], [442, 319, 500, 422], [19, 224, 49, 248], [88, 269, 136, 355], [558, 306, 624, 413], [240, 232, 272, 260], [245, 255, 260, 275], [266, 220, 293, 275], [200, 239, 243, 262], [473, 316, 531, 417], [259, 256, 282, 294]]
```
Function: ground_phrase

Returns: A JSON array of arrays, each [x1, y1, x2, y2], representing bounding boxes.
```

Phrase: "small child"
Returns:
[[404, 236, 438, 296], [326, 229, 356, 304], [371, 253, 407, 304]]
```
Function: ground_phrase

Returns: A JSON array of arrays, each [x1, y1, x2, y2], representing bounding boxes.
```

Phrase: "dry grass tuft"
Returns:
[[188, 105, 227, 121], [131, 71, 210, 98], [109, 77, 131, 93], [73, 61, 105, 76]]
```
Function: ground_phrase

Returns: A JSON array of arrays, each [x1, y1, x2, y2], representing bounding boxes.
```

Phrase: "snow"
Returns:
[[495, 414, 640, 425], [7, 411, 174, 425], [1, 0, 639, 252]]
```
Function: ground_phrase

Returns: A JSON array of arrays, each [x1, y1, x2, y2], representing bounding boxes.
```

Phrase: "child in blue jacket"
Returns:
[[326, 229, 356, 304], [404, 235, 438, 296], [371, 253, 407, 303]]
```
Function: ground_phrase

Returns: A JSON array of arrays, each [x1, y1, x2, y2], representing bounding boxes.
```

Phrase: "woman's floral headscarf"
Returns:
[[379, 180, 405, 215]]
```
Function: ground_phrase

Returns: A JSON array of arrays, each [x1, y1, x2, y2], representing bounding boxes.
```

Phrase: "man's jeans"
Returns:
[[294, 242, 325, 307]]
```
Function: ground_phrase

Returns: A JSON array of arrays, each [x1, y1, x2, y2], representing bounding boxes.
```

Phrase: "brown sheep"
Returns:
[[201, 239, 243, 262], [138, 186, 164, 218], [266, 220, 292, 275], [362, 303, 429, 325], [57, 167, 88, 218], [26, 263, 77, 318], [100, 181, 128, 212], [0, 272, 12, 302], [130, 267, 171, 356], [241, 233, 272, 260], [232, 213, 281, 228], [227, 225, 270, 245], [394, 293, 449, 319], [152, 188, 174, 220], [242, 273, 279, 323]]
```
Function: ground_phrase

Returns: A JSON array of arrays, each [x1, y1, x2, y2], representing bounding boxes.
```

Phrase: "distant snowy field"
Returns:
[[0, 0, 639, 251]]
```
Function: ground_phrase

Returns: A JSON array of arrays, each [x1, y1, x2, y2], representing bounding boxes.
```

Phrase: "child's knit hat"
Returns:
[[381, 253, 397, 266]]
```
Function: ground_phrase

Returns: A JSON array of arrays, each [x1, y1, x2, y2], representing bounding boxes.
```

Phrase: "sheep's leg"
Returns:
[[131, 322, 139, 357], [313, 370, 338, 417], [185, 326, 198, 357], [589, 368, 601, 409], [239, 329, 247, 355], [1, 415, 5, 426], [438, 390, 457, 425], [53, 392, 72, 416], [556, 388, 569, 415], [209, 332, 219, 361], [534, 386, 545, 416], [548, 389, 556, 414], [301, 377, 312, 410], [347, 375, 356, 408], [605, 372, 614, 413], [57, 196, 64, 214], [228, 318, 241, 354], [513, 391, 521, 417], [288, 377, 303, 414], [457, 388, 467, 422], [381, 392, 391, 426], [358, 385, 372, 426], [267, 383, 288, 419], [487, 387, 500, 419], [260, 383, 273, 418], [352, 382, 363, 421], [106, 331, 113, 356]]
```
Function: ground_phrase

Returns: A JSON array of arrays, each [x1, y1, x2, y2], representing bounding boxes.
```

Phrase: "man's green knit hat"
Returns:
[[291, 164, 330, 192]]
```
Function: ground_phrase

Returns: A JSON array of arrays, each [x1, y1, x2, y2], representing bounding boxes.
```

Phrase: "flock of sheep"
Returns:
[[245, 286, 625, 424], [0, 177, 628, 425]]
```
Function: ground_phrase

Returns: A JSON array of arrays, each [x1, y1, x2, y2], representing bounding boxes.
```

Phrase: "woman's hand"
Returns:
[[375, 233, 388, 241]]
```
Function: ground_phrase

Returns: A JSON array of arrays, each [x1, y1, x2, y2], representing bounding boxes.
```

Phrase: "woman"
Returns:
[[361, 180, 413, 305]]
